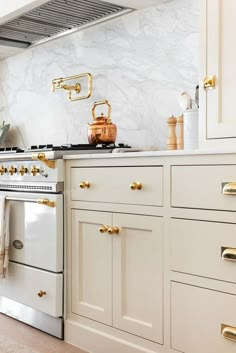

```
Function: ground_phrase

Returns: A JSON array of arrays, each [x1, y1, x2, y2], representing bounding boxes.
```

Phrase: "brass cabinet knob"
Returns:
[[79, 181, 90, 188], [19, 165, 28, 176], [31, 165, 40, 176], [0, 165, 7, 175], [107, 226, 120, 235], [130, 182, 142, 190], [8, 165, 17, 175], [99, 225, 108, 233], [203, 75, 216, 89], [37, 290, 47, 298]]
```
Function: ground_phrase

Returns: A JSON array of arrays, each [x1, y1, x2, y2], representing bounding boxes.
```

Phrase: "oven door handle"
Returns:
[[6, 197, 56, 208]]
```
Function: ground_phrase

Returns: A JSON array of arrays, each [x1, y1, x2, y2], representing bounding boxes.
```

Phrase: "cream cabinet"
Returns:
[[200, 0, 236, 147], [65, 152, 236, 353], [71, 209, 163, 343]]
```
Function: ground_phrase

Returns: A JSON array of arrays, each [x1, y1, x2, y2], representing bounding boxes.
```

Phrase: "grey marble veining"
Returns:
[[0, 0, 199, 149]]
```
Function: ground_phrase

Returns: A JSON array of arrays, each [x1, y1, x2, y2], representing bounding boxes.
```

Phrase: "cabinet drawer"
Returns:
[[171, 282, 236, 353], [0, 262, 63, 317], [170, 218, 236, 283], [172, 165, 236, 211], [71, 166, 163, 206]]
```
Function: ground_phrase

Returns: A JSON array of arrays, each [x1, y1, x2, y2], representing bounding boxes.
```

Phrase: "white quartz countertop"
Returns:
[[63, 147, 236, 160]]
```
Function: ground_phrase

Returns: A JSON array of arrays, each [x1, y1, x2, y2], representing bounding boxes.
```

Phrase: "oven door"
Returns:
[[2, 191, 63, 273]]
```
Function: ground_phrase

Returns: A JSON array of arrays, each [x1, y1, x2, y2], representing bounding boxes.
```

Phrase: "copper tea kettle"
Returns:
[[88, 100, 117, 144]]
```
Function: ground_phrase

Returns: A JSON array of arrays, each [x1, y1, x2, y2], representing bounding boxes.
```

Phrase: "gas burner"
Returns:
[[0, 147, 24, 153]]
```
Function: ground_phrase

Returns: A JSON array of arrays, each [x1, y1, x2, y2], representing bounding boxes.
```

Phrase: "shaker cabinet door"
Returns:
[[112, 213, 163, 343], [71, 210, 113, 326], [203, 0, 236, 140]]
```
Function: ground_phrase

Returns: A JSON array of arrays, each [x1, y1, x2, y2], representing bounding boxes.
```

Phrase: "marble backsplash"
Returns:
[[0, 0, 199, 149]]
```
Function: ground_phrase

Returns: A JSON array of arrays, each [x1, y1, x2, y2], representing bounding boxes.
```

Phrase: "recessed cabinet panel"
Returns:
[[172, 165, 236, 211], [113, 214, 163, 343], [171, 282, 236, 353], [71, 210, 113, 325], [71, 166, 163, 206], [170, 218, 236, 283], [206, 0, 236, 139]]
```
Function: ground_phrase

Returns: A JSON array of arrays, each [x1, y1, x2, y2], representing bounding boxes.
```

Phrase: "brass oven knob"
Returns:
[[37, 290, 47, 298], [0, 165, 7, 175], [130, 182, 142, 190], [99, 225, 108, 233], [8, 165, 17, 175], [31, 165, 40, 176], [79, 181, 90, 188], [19, 165, 28, 176], [107, 226, 120, 235]]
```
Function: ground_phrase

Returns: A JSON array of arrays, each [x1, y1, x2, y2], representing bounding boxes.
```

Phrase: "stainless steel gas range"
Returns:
[[0, 144, 126, 339]]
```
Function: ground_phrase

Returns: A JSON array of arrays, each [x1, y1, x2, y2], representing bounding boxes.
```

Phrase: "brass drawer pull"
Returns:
[[221, 324, 236, 342], [130, 182, 142, 190], [99, 225, 108, 233], [79, 181, 90, 189], [37, 290, 47, 298], [222, 182, 236, 195], [221, 247, 236, 262], [107, 226, 120, 235]]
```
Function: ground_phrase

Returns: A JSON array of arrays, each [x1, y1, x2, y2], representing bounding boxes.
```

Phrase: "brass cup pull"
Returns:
[[203, 75, 216, 89], [130, 182, 142, 190], [221, 247, 236, 262], [221, 324, 236, 342], [99, 225, 108, 233], [222, 182, 236, 195], [37, 290, 47, 298], [79, 181, 90, 189], [107, 226, 120, 235]]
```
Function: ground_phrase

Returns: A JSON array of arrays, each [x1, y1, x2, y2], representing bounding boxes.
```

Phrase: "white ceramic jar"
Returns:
[[183, 109, 199, 149]]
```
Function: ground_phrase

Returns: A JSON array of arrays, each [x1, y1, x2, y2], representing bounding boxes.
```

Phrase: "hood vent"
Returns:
[[0, 0, 132, 48]]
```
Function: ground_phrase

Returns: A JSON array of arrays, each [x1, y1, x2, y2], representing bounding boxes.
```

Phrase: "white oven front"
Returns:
[[1, 191, 64, 272]]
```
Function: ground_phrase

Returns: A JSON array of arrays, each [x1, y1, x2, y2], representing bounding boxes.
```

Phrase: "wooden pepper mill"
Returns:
[[176, 115, 184, 150], [167, 115, 177, 150]]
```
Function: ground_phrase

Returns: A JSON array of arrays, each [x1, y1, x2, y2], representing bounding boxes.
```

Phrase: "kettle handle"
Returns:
[[92, 100, 112, 123]]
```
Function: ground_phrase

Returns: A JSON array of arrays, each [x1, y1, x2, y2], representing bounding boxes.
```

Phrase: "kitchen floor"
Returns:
[[0, 314, 88, 353]]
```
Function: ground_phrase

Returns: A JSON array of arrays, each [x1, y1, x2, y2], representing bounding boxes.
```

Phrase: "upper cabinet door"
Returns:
[[201, 0, 236, 143]]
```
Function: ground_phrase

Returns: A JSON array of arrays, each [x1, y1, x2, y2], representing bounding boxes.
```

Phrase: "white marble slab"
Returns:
[[0, 0, 199, 149]]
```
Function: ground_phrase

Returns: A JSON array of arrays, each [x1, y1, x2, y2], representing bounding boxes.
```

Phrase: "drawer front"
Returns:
[[172, 165, 236, 211], [71, 166, 163, 206], [171, 282, 236, 353], [170, 218, 236, 283], [0, 262, 63, 317]]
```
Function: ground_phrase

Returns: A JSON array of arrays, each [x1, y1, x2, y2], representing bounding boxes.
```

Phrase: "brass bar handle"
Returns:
[[37, 290, 47, 298], [32, 153, 55, 169], [203, 75, 216, 89], [222, 182, 236, 195], [92, 100, 111, 123], [221, 247, 236, 262], [130, 182, 142, 190], [99, 225, 108, 233], [79, 181, 90, 189], [107, 226, 120, 235], [37, 198, 55, 208], [221, 324, 236, 342]]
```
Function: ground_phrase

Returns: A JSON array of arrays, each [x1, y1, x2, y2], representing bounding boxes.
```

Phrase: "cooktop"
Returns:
[[0, 143, 131, 153]]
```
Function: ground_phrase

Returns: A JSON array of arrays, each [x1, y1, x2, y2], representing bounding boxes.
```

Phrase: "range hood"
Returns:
[[0, 0, 163, 59]]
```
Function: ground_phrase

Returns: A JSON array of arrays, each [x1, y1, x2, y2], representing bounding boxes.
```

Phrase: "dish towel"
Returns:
[[0, 196, 10, 278]]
